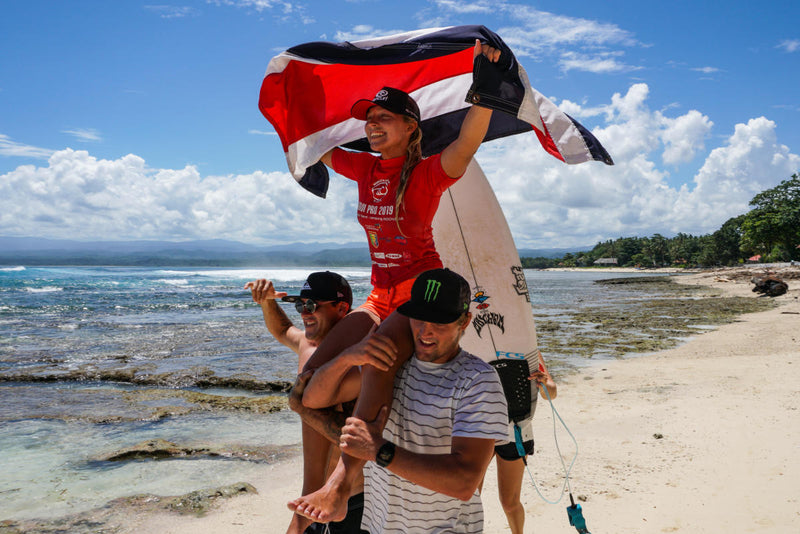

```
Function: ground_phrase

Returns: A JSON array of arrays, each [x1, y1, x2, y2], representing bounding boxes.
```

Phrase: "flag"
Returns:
[[259, 25, 613, 198]]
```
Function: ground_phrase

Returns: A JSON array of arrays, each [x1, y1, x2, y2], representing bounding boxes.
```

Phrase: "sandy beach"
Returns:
[[120, 268, 799, 533]]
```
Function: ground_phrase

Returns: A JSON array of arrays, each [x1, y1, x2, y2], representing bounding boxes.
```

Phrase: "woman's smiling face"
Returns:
[[364, 106, 416, 159]]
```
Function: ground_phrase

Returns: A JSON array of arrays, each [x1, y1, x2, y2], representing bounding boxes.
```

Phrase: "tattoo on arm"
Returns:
[[300, 406, 348, 445]]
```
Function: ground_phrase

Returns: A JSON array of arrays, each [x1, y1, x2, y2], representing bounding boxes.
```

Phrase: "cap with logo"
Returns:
[[281, 271, 353, 308], [397, 268, 470, 324], [350, 86, 421, 124]]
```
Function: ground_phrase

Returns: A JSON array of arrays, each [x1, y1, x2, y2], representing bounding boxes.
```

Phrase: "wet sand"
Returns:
[[80, 268, 800, 532]]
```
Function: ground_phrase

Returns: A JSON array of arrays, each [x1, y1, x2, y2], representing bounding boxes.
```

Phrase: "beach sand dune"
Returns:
[[129, 270, 799, 533]]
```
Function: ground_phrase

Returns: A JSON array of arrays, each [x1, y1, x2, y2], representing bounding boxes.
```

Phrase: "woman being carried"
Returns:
[[287, 40, 503, 528]]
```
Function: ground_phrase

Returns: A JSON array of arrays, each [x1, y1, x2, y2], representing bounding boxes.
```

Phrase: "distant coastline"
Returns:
[[0, 236, 588, 267]]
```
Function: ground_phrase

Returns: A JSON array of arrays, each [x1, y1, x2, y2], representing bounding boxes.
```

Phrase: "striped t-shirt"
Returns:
[[361, 350, 509, 533]]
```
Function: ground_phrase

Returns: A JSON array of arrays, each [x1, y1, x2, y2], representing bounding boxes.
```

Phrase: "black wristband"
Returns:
[[375, 441, 396, 468]]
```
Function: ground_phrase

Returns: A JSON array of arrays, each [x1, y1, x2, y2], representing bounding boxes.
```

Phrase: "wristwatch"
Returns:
[[375, 441, 396, 468]]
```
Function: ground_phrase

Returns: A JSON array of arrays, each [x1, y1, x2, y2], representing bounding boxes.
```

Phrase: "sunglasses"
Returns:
[[294, 299, 335, 314]]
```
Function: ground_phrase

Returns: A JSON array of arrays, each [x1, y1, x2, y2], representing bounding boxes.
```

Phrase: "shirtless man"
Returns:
[[245, 271, 363, 534]]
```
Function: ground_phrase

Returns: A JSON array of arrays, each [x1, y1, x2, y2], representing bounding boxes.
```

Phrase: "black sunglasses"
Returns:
[[294, 299, 335, 314]]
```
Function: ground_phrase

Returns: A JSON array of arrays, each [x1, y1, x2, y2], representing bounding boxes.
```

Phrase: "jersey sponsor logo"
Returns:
[[368, 231, 379, 248], [394, 236, 407, 245], [473, 311, 505, 338], [371, 179, 390, 202], [385, 253, 403, 260], [372, 252, 385, 259], [511, 265, 530, 302]]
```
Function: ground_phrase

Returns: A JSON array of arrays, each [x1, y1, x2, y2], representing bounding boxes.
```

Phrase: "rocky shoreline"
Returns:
[[2, 266, 795, 534]]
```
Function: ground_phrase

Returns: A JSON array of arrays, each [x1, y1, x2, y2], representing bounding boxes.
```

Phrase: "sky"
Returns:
[[1, 0, 799, 249]]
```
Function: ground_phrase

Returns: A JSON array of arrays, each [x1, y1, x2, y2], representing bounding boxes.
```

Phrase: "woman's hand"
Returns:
[[339, 333, 398, 372], [473, 39, 501, 63]]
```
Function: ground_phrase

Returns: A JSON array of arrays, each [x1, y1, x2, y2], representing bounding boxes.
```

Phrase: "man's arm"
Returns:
[[244, 279, 304, 353], [339, 406, 497, 501], [289, 371, 347, 445], [439, 40, 501, 178]]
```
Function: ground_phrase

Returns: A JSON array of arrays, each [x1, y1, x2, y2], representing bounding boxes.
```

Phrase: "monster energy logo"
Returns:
[[424, 279, 441, 302]]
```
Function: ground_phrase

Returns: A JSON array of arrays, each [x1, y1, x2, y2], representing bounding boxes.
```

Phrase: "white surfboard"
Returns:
[[432, 158, 539, 444]]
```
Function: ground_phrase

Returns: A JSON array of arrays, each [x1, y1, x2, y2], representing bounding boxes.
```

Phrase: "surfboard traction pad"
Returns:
[[431, 159, 540, 446]]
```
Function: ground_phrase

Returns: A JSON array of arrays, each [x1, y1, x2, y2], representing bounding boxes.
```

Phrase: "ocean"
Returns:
[[0, 265, 674, 523]]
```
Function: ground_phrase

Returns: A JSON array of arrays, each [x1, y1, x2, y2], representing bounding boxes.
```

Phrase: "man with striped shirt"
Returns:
[[338, 268, 509, 533]]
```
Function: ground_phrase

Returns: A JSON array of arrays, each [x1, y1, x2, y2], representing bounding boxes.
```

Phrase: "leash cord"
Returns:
[[523, 385, 579, 505]]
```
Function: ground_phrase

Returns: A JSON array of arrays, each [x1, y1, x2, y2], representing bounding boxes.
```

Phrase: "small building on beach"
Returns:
[[594, 257, 619, 266]]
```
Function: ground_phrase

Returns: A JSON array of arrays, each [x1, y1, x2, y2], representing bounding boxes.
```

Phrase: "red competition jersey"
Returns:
[[332, 149, 458, 289]]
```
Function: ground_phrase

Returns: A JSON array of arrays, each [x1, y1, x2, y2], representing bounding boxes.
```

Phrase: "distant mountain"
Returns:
[[0, 237, 369, 266], [517, 246, 592, 259], [0, 237, 589, 266]]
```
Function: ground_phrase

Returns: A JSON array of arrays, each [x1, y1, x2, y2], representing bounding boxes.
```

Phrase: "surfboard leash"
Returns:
[[521, 385, 592, 533]]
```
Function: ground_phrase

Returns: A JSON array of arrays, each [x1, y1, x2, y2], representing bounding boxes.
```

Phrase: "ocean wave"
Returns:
[[25, 287, 64, 293], [155, 267, 371, 283], [156, 278, 189, 286], [0, 266, 26, 272]]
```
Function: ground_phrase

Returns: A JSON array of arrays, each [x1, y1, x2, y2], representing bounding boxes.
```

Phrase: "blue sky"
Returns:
[[1, 0, 798, 248]]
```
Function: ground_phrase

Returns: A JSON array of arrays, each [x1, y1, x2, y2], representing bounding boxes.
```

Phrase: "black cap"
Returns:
[[281, 271, 353, 308], [397, 268, 470, 324], [350, 87, 421, 123]]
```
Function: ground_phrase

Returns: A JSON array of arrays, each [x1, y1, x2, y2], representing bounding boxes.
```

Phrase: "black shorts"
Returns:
[[495, 438, 534, 461], [304, 492, 364, 534]]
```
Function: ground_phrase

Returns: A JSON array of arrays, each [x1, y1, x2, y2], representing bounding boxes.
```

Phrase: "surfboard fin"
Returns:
[[567, 493, 591, 534]]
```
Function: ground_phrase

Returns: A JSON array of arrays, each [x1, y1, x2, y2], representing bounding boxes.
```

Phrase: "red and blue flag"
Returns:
[[259, 25, 613, 198]]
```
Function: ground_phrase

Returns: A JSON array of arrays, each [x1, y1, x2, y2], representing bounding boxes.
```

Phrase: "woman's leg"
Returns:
[[302, 309, 378, 372], [496, 456, 526, 534], [288, 310, 378, 530], [289, 311, 414, 522]]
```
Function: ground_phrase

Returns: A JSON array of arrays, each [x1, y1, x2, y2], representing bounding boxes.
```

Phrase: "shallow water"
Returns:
[[0, 266, 693, 521]]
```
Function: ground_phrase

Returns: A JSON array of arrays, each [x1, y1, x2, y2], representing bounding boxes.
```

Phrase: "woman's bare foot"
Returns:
[[287, 474, 351, 523]]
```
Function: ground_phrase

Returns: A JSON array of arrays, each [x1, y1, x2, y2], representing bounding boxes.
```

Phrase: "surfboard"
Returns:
[[432, 158, 539, 444]]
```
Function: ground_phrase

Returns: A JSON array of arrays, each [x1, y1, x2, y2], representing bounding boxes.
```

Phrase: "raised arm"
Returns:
[[320, 149, 335, 168], [244, 279, 304, 353], [439, 39, 502, 178]]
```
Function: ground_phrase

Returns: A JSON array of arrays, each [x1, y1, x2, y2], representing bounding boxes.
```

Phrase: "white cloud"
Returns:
[[691, 66, 720, 74], [209, 0, 278, 11], [777, 39, 800, 53], [660, 110, 713, 165], [62, 128, 102, 142], [3, 85, 797, 250], [334, 25, 409, 42], [473, 83, 799, 247], [248, 129, 278, 136], [558, 51, 638, 74], [351, 1, 639, 73], [429, 0, 493, 14], [143, 5, 199, 18], [0, 134, 54, 159], [0, 149, 362, 244], [211, 0, 314, 23]]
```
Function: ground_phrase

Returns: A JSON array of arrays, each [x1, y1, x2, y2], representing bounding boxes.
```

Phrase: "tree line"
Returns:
[[521, 173, 800, 269]]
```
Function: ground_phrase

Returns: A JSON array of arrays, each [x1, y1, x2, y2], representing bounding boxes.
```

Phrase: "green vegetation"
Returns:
[[523, 173, 800, 268]]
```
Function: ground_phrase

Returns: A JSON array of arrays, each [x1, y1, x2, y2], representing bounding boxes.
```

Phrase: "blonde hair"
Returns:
[[395, 118, 422, 234]]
